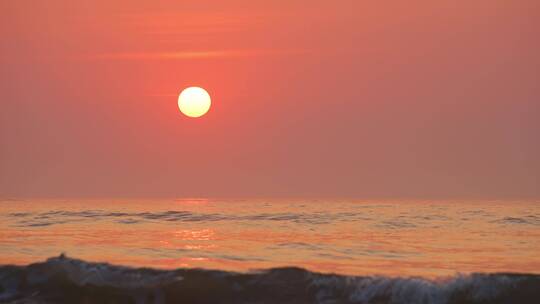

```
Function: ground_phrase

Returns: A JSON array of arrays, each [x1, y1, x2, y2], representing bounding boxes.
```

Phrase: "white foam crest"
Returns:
[[311, 273, 520, 304]]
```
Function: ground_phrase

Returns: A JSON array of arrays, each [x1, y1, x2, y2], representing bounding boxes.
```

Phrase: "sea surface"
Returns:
[[1, 199, 539, 303]]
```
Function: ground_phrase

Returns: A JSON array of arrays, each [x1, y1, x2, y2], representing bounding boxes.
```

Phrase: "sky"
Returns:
[[1, 0, 539, 198]]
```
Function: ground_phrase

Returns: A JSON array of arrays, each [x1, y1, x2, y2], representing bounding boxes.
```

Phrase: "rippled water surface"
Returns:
[[1, 199, 539, 277]]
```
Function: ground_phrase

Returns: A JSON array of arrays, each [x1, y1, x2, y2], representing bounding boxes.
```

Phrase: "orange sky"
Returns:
[[1, 1, 539, 198]]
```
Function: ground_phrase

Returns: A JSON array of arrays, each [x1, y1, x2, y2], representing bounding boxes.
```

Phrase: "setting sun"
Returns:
[[178, 87, 211, 118]]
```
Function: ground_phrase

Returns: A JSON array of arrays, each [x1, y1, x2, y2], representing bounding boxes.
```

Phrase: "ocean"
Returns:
[[1, 199, 539, 303]]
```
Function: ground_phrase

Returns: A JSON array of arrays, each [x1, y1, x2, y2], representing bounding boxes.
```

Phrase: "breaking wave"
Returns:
[[1, 255, 539, 304]]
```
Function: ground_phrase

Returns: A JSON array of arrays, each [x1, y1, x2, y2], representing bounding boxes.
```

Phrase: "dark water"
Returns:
[[1, 255, 539, 304]]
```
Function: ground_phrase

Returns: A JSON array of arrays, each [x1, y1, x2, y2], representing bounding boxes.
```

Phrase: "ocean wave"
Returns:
[[5, 208, 475, 229], [7, 210, 374, 228], [491, 216, 540, 226], [1, 255, 539, 304]]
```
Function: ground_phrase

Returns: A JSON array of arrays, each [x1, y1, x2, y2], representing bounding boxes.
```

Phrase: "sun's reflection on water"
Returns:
[[1, 199, 539, 277]]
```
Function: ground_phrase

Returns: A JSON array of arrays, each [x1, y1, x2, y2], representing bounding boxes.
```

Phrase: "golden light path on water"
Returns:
[[1, 199, 539, 278]]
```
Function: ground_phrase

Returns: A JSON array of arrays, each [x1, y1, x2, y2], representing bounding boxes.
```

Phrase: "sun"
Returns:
[[178, 87, 211, 118]]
